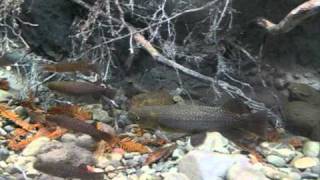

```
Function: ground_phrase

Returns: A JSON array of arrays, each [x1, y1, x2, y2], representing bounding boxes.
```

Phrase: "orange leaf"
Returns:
[[144, 144, 176, 165], [0, 79, 9, 90], [48, 104, 92, 121], [119, 137, 151, 154], [0, 104, 38, 131]]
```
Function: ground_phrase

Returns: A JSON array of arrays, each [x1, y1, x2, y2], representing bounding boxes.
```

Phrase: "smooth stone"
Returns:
[[124, 152, 140, 159], [128, 174, 139, 180], [141, 165, 156, 174], [0, 161, 7, 169], [293, 157, 319, 169], [162, 172, 190, 180], [108, 152, 124, 161], [139, 173, 159, 180], [15, 156, 39, 175], [194, 132, 229, 153], [311, 164, 320, 175], [60, 133, 77, 143], [113, 173, 129, 180], [227, 163, 268, 180], [3, 125, 14, 132], [178, 150, 250, 180], [303, 141, 320, 157], [0, 128, 7, 136], [266, 155, 287, 167], [22, 137, 50, 156], [0, 148, 9, 161], [75, 134, 96, 150], [172, 149, 184, 159], [96, 156, 111, 168]]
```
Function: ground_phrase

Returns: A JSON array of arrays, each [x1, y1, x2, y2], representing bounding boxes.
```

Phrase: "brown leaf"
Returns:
[[144, 144, 176, 165], [0, 79, 9, 90], [48, 104, 92, 121], [119, 137, 151, 154]]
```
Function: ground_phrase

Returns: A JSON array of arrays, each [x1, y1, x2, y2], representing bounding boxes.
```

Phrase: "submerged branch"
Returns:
[[256, 0, 320, 34]]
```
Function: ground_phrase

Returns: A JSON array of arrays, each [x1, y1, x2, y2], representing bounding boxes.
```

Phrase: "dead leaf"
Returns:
[[119, 137, 151, 154], [0, 104, 39, 131], [48, 104, 92, 121], [144, 144, 176, 165]]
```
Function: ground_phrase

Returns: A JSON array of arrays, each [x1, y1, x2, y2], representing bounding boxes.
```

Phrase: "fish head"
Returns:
[[128, 108, 159, 129]]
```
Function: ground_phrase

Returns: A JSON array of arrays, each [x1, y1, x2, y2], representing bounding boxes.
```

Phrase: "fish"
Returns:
[[46, 114, 116, 142], [41, 61, 98, 74], [47, 81, 116, 99], [129, 104, 268, 135]]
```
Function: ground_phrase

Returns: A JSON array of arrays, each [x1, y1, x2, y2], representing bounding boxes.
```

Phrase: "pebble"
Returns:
[[96, 156, 111, 168], [162, 172, 189, 180], [141, 165, 156, 174], [194, 132, 229, 153], [292, 157, 319, 169], [139, 173, 158, 180], [75, 134, 96, 150], [266, 155, 287, 167], [227, 163, 268, 180], [311, 164, 320, 175], [0, 148, 9, 161], [303, 141, 320, 157], [178, 150, 250, 180], [22, 137, 50, 156], [0, 128, 7, 136], [3, 125, 14, 132], [0, 161, 7, 169], [60, 133, 77, 143], [124, 152, 140, 159], [172, 149, 184, 159]]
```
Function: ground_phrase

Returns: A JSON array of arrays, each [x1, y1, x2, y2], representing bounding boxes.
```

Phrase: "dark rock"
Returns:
[[0, 147, 9, 161], [34, 142, 103, 180], [288, 83, 320, 105], [19, 0, 77, 58], [284, 101, 320, 140]]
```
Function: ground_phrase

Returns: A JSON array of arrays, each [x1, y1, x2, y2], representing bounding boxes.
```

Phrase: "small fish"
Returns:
[[46, 114, 116, 142], [34, 161, 104, 180], [41, 61, 98, 74], [47, 81, 116, 98]]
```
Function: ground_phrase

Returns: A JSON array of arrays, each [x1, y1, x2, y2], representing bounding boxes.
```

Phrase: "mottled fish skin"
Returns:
[[130, 105, 246, 132], [47, 81, 115, 98]]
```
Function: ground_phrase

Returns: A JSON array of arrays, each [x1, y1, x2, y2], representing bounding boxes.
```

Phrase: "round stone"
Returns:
[[0, 148, 9, 161], [266, 155, 286, 167], [303, 141, 320, 157], [293, 157, 319, 169]]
